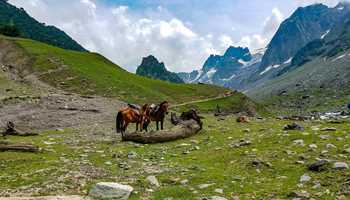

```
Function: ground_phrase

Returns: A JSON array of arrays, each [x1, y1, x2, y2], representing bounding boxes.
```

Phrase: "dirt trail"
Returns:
[[171, 94, 232, 108]]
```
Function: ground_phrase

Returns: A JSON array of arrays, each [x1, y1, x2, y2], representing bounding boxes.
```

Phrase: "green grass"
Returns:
[[174, 93, 269, 116], [1, 36, 230, 104], [1, 117, 349, 199]]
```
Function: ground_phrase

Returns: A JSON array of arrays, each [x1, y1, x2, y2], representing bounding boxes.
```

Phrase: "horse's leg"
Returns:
[[156, 121, 159, 131], [136, 122, 139, 132], [161, 119, 164, 130]]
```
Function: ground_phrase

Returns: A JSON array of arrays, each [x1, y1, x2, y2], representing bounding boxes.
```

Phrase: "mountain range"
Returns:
[[177, 2, 350, 112]]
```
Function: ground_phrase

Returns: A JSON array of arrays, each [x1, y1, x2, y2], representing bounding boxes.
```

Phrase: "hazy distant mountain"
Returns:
[[178, 46, 263, 90], [0, 0, 86, 51], [136, 55, 184, 83]]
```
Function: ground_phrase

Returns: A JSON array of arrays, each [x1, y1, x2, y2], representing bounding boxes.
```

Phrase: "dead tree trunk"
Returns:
[[0, 141, 39, 152], [122, 120, 202, 144]]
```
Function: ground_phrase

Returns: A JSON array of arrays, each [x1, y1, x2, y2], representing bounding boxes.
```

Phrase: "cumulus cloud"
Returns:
[[236, 7, 284, 50], [9, 0, 221, 72]]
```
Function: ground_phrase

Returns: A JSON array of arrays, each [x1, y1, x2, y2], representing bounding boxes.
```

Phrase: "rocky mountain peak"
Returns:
[[136, 55, 184, 83], [224, 46, 252, 61]]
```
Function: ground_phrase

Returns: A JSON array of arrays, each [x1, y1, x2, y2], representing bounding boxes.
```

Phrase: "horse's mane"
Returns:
[[160, 101, 168, 106]]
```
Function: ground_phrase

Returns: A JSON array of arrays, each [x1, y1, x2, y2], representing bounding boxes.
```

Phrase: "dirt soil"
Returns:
[[0, 63, 125, 132]]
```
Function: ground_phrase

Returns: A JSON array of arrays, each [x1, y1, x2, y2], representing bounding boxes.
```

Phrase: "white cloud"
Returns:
[[219, 35, 234, 48], [8, 0, 220, 72], [236, 7, 284, 50]]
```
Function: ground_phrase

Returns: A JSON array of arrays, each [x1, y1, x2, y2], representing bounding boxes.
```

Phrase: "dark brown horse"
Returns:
[[143, 101, 170, 130], [116, 106, 150, 137]]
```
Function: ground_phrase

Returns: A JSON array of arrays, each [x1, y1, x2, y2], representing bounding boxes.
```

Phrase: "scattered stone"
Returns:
[[333, 162, 349, 170], [105, 161, 112, 165], [251, 159, 272, 168], [321, 127, 337, 131], [300, 174, 311, 183], [319, 134, 330, 140], [309, 144, 318, 149], [326, 144, 336, 149], [308, 160, 330, 172], [214, 188, 224, 194], [288, 191, 310, 199], [284, 123, 304, 131], [146, 175, 160, 187], [89, 182, 133, 200], [180, 179, 189, 185], [293, 139, 305, 146], [127, 151, 138, 159], [231, 139, 252, 148], [198, 183, 215, 189]]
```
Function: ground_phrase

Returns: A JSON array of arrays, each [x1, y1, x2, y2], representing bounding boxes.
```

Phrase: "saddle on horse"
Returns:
[[127, 103, 141, 115], [149, 104, 160, 116]]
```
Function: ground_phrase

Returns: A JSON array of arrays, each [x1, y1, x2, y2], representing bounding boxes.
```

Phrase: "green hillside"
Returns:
[[0, 0, 86, 51], [0, 36, 230, 104]]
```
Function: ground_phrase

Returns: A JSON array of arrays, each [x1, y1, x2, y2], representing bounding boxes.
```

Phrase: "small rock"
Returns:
[[146, 176, 160, 187], [293, 139, 305, 146], [308, 160, 329, 172], [284, 123, 304, 131], [231, 139, 251, 148], [105, 161, 112, 165], [326, 144, 336, 149], [319, 134, 330, 140], [333, 162, 349, 170], [300, 174, 311, 183], [180, 179, 189, 185], [89, 182, 133, 200], [288, 191, 310, 199], [214, 188, 224, 194], [198, 183, 215, 189], [309, 144, 317, 149], [127, 151, 138, 159]]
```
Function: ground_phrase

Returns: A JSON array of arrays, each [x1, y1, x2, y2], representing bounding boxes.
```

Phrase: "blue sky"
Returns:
[[9, 0, 342, 72]]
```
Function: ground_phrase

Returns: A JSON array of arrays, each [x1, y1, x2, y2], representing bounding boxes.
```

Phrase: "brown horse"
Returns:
[[143, 101, 170, 130], [116, 106, 150, 137]]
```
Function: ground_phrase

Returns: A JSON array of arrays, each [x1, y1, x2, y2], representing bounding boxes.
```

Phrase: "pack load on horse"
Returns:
[[142, 101, 170, 130], [116, 104, 150, 137]]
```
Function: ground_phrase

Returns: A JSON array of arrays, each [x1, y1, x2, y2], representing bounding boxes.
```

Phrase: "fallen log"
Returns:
[[122, 119, 202, 144], [0, 141, 39, 152]]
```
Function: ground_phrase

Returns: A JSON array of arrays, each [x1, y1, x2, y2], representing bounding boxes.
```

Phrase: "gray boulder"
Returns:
[[89, 182, 133, 199]]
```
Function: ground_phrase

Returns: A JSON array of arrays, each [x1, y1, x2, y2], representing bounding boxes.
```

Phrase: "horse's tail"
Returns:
[[116, 111, 123, 133]]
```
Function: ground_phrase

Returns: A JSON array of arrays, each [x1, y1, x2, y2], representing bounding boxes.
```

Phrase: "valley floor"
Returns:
[[0, 114, 349, 200]]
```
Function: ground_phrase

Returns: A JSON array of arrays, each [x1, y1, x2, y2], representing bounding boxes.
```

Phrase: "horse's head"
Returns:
[[160, 101, 170, 115]]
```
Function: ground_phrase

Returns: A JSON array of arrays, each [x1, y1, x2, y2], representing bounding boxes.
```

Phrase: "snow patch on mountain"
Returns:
[[221, 74, 237, 81], [260, 64, 281, 75], [321, 29, 330, 39], [332, 53, 347, 62]]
